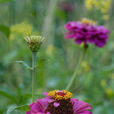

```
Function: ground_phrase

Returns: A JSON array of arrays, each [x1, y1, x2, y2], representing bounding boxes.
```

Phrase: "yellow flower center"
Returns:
[[81, 18, 97, 25], [48, 90, 72, 100]]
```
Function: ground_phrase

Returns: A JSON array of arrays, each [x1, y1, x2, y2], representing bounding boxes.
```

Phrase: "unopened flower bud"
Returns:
[[25, 35, 44, 52]]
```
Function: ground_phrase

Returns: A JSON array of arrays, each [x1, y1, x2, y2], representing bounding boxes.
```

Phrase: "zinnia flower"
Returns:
[[26, 90, 92, 114], [59, 1, 74, 12], [65, 18, 110, 48]]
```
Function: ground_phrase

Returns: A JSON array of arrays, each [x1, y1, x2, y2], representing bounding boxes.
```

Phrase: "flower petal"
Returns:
[[71, 98, 92, 114], [26, 111, 31, 114], [53, 102, 60, 107]]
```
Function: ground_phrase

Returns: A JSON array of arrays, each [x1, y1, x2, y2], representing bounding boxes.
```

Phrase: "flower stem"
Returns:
[[32, 52, 37, 102], [66, 49, 86, 91]]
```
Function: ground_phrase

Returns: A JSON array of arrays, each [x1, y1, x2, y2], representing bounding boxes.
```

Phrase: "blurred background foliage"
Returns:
[[0, 0, 114, 114]]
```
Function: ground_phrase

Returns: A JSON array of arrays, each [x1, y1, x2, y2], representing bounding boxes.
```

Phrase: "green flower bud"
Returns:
[[25, 35, 44, 52]]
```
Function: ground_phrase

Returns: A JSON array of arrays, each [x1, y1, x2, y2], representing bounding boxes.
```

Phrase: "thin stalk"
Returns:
[[32, 52, 37, 102], [66, 49, 86, 91]]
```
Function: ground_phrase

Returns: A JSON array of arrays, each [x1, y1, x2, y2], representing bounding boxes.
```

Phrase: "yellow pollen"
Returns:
[[48, 90, 72, 100]]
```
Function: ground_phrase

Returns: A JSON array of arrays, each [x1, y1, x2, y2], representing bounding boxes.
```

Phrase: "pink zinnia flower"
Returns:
[[65, 18, 110, 48], [26, 90, 92, 114], [59, 1, 74, 12]]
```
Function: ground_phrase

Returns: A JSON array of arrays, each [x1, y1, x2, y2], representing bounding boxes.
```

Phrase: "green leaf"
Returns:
[[6, 104, 29, 114], [0, 90, 16, 102], [15, 61, 31, 70], [0, 25, 10, 38], [6, 105, 17, 114], [15, 104, 30, 112], [23, 93, 32, 102]]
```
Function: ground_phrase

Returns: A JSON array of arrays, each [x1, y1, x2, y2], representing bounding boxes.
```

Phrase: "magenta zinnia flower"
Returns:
[[26, 90, 92, 114], [65, 18, 110, 48]]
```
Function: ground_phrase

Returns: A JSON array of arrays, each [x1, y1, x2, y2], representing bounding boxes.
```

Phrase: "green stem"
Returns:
[[66, 49, 86, 91], [32, 52, 37, 102]]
